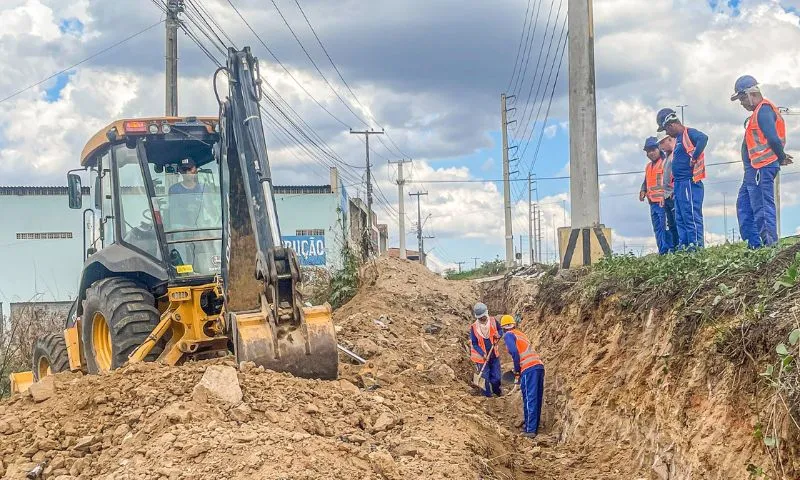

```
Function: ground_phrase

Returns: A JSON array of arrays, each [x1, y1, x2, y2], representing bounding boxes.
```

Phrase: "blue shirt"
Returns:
[[469, 318, 502, 361], [672, 127, 708, 181], [741, 105, 785, 170]]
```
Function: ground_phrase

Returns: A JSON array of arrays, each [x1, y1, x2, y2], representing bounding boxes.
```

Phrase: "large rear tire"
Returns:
[[31, 333, 69, 381], [81, 277, 162, 374]]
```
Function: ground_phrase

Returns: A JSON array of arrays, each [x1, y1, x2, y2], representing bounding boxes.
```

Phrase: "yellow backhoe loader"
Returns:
[[10, 47, 338, 394]]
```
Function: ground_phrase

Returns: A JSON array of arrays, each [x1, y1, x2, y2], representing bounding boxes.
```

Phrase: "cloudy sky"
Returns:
[[2, 0, 800, 272]]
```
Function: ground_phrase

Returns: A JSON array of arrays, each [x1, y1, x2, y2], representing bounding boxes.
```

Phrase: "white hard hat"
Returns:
[[657, 131, 671, 143]]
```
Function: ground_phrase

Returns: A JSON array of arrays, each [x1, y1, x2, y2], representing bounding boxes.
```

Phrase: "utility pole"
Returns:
[[422, 233, 435, 267], [389, 159, 412, 259], [409, 191, 428, 265], [165, 0, 183, 116], [456, 261, 466, 273], [472, 257, 480, 269], [568, 0, 600, 229], [501, 94, 514, 267], [351, 129, 385, 250], [528, 174, 534, 265], [537, 207, 542, 263], [723, 192, 728, 243], [676, 104, 688, 124]]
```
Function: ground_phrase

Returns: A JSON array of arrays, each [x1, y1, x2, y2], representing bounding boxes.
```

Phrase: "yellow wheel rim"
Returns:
[[92, 313, 113, 371], [37, 357, 51, 380]]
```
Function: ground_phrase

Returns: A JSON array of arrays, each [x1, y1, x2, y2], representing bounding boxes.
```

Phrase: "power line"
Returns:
[[0, 19, 165, 104], [505, 0, 534, 94], [292, 0, 409, 160]]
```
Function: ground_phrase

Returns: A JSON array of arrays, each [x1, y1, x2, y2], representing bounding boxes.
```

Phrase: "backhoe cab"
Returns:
[[9, 47, 338, 394]]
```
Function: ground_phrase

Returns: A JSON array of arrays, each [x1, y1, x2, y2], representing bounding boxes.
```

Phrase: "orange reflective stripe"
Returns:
[[683, 128, 706, 182], [746, 99, 786, 169]]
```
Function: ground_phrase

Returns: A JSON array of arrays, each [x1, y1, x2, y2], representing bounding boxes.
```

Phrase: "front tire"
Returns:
[[31, 333, 69, 381], [81, 277, 162, 373]]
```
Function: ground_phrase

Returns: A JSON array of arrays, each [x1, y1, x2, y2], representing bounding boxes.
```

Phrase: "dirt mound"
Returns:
[[0, 258, 542, 480]]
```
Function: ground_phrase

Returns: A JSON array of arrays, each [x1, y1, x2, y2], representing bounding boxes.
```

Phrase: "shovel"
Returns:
[[471, 336, 503, 391]]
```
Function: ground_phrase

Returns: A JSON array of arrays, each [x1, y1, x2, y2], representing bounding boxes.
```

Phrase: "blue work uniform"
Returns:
[[641, 152, 676, 255], [503, 329, 544, 434], [672, 128, 708, 249], [469, 318, 503, 397], [737, 107, 784, 248]]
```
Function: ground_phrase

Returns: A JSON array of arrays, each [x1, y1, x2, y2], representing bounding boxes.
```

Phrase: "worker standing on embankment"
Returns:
[[500, 315, 544, 438], [656, 108, 708, 250], [469, 302, 503, 397], [731, 75, 792, 248], [639, 136, 675, 255], [658, 132, 680, 248]]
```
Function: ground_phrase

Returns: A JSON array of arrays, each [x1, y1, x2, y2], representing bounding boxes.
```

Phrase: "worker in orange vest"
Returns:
[[500, 315, 544, 438], [730, 75, 793, 248], [656, 108, 708, 250], [469, 303, 503, 397], [639, 136, 675, 254]]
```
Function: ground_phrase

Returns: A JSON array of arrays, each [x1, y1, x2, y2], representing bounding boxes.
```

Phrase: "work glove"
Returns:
[[514, 372, 520, 385]]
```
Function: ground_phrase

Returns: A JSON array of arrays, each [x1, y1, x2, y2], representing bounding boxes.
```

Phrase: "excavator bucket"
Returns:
[[9, 371, 34, 394], [232, 304, 338, 380]]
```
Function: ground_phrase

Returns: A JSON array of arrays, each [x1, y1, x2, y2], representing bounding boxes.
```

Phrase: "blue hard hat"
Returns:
[[643, 136, 659, 151], [731, 75, 759, 101], [656, 108, 679, 132]]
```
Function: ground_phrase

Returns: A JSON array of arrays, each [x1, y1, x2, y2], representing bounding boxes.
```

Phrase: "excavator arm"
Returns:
[[216, 47, 338, 379]]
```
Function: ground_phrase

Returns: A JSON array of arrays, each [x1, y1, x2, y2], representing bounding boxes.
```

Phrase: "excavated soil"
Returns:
[[0, 258, 544, 480]]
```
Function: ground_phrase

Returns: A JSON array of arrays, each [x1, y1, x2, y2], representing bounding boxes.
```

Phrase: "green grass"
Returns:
[[445, 260, 507, 280], [581, 238, 800, 306]]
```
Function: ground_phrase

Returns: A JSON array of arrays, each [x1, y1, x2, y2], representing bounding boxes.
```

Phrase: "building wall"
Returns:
[[0, 190, 92, 314]]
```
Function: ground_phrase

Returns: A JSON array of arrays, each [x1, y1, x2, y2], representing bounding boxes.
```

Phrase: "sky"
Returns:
[[1, 0, 800, 273]]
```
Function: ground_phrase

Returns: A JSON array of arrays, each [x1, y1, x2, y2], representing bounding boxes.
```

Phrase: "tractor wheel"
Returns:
[[81, 277, 162, 374], [31, 333, 69, 381]]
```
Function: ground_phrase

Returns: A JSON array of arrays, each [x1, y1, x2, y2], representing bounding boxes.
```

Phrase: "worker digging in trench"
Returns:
[[469, 303, 545, 438]]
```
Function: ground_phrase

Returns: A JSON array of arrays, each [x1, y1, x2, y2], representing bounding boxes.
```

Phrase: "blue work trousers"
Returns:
[[737, 164, 779, 249], [479, 356, 502, 397], [674, 179, 705, 249], [521, 365, 544, 434], [665, 197, 679, 250], [649, 200, 675, 255]]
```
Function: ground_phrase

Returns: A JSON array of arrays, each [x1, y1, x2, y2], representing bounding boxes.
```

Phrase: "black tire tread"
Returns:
[[81, 277, 162, 373], [31, 333, 70, 381]]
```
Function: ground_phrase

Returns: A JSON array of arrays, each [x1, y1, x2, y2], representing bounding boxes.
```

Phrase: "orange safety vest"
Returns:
[[470, 318, 500, 364], [508, 329, 543, 373], [682, 128, 706, 183], [645, 158, 666, 203], [746, 99, 786, 169]]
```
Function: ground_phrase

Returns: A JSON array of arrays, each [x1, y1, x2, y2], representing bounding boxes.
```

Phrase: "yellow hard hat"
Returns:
[[500, 315, 515, 327]]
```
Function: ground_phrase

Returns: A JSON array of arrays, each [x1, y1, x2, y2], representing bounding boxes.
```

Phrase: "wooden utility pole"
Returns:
[[165, 0, 183, 116], [409, 191, 428, 265], [389, 159, 412, 259], [456, 261, 466, 273], [472, 257, 480, 269]]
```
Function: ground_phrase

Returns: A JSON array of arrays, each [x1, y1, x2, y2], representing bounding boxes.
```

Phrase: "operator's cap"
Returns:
[[473, 302, 488, 319], [656, 108, 679, 132], [643, 136, 659, 151], [730, 75, 759, 101], [179, 158, 196, 170]]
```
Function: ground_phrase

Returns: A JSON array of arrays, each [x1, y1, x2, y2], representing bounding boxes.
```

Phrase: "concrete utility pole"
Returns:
[[568, 0, 600, 228], [537, 207, 542, 263], [723, 192, 728, 243], [165, 0, 183, 116], [409, 191, 428, 265], [501, 94, 514, 267], [389, 159, 412, 259], [351, 129, 385, 248], [528, 174, 534, 265], [456, 261, 466, 273], [676, 104, 688, 124], [472, 257, 480, 269]]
